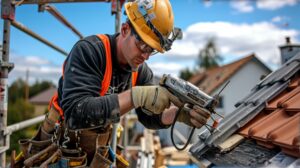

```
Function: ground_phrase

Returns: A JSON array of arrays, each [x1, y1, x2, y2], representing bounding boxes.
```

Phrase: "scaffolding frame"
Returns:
[[0, 0, 122, 166]]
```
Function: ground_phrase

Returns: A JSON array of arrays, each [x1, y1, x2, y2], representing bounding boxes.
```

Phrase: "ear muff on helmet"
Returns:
[[125, 0, 182, 53]]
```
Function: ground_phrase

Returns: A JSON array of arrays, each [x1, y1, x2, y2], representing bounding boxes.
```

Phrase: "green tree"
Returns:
[[197, 38, 222, 70], [8, 78, 54, 103], [8, 78, 27, 103], [7, 78, 54, 155], [179, 67, 194, 80], [179, 38, 223, 80], [30, 80, 55, 97], [8, 98, 35, 154]]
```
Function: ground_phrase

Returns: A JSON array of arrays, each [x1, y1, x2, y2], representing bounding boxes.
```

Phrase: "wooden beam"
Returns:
[[218, 134, 245, 153]]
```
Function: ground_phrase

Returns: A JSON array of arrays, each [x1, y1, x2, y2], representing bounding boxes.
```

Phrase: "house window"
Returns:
[[217, 96, 224, 108]]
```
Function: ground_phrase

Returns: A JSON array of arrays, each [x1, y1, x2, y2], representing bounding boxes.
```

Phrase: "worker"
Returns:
[[18, 0, 211, 167]]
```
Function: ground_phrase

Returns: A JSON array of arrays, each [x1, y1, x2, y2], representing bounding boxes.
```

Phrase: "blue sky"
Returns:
[[1, 0, 300, 85]]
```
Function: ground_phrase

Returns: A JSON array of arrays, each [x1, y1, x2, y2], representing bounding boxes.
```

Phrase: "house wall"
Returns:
[[33, 104, 48, 116], [280, 46, 300, 64], [213, 60, 270, 116]]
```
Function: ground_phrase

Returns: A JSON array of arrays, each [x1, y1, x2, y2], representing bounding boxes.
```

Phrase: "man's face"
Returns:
[[123, 24, 156, 71]]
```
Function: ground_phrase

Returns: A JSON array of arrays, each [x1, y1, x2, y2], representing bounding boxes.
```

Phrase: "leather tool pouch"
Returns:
[[47, 148, 87, 168], [90, 146, 113, 168], [67, 126, 111, 165], [16, 107, 61, 167]]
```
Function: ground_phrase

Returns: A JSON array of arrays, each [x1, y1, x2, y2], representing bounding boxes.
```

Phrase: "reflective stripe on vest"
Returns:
[[48, 34, 138, 120]]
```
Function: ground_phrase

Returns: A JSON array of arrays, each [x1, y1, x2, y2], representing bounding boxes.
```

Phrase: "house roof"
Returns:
[[238, 76, 300, 157], [189, 54, 271, 94], [29, 87, 57, 105], [190, 51, 300, 160]]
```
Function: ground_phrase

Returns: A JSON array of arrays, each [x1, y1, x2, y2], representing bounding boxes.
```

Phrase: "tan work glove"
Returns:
[[177, 105, 211, 128], [131, 85, 180, 114]]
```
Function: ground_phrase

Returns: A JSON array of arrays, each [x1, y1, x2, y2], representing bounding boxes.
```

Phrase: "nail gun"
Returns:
[[159, 74, 228, 150]]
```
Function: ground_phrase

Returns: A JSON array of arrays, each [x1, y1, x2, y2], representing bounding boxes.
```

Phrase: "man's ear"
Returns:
[[121, 23, 130, 37]]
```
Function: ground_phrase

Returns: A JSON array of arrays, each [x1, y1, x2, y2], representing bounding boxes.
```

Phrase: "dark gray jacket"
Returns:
[[57, 34, 169, 129]]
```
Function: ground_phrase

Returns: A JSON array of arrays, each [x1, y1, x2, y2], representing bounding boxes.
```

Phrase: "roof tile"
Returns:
[[29, 87, 57, 105], [238, 79, 300, 157], [281, 93, 300, 112], [238, 111, 269, 137], [271, 114, 300, 148]]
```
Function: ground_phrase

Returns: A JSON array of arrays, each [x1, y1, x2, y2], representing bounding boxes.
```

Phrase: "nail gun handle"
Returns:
[[175, 103, 192, 122]]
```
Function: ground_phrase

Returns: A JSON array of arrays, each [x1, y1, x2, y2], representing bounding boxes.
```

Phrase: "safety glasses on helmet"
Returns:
[[130, 25, 157, 55]]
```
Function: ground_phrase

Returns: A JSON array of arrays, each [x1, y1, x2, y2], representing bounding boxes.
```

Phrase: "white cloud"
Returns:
[[155, 21, 299, 76], [230, 0, 254, 13], [148, 62, 184, 77], [257, 0, 297, 10], [271, 16, 291, 28], [230, 0, 297, 13], [272, 16, 283, 23], [203, 0, 212, 8], [9, 54, 61, 85], [25, 56, 50, 65]]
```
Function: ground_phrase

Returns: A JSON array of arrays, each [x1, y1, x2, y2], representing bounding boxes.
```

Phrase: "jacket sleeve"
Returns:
[[136, 108, 171, 129], [61, 37, 120, 129], [134, 63, 171, 129]]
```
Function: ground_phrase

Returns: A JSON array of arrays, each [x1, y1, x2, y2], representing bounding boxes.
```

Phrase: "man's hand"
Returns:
[[177, 105, 210, 128], [131, 85, 179, 114]]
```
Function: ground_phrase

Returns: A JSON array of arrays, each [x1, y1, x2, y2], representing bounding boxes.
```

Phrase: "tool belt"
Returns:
[[66, 124, 112, 164], [14, 106, 129, 168]]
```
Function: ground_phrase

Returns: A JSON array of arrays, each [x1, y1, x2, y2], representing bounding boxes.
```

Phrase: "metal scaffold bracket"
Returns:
[[1, 0, 15, 21], [0, 62, 14, 73]]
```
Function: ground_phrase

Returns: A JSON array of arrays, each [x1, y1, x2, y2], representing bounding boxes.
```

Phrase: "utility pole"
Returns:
[[115, 0, 121, 33], [25, 69, 29, 101]]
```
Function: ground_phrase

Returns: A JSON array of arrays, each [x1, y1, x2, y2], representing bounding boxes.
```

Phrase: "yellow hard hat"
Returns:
[[125, 0, 181, 53]]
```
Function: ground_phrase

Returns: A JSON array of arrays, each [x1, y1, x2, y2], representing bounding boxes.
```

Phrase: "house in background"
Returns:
[[189, 54, 272, 116], [190, 38, 300, 167], [29, 87, 56, 116]]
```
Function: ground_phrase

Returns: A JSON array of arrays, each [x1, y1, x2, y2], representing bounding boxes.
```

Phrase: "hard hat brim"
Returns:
[[125, 3, 164, 53]]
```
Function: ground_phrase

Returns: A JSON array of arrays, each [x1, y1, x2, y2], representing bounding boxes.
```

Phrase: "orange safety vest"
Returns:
[[49, 34, 138, 121]]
